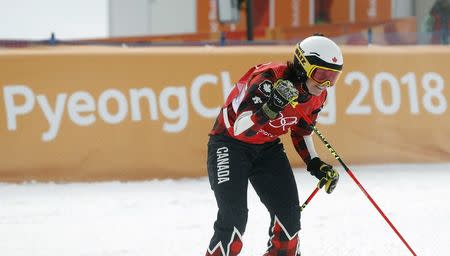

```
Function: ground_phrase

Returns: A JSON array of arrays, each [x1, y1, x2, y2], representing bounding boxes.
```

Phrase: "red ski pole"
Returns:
[[291, 103, 417, 256], [300, 186, 320, 212]]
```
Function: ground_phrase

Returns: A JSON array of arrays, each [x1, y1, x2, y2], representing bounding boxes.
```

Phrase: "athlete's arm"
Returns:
[[231, 71, 275, 137], [290, 109, 320, 164], [233, 72, 298, 137]]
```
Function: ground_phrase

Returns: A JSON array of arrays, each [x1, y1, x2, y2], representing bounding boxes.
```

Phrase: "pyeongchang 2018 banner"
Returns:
[[0, 45, 449, 181]]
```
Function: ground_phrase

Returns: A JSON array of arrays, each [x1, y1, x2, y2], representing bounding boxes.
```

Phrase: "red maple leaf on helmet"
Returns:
[[332, 57, 338, 63]]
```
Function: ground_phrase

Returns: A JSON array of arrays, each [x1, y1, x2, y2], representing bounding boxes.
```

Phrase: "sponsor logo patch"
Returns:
[[269, 112, 298, 131]]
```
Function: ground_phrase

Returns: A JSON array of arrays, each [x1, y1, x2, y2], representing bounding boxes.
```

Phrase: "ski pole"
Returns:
[[311, 126, 417, 256], [291, 103, 417, 256], [300, 186, 319, 212]]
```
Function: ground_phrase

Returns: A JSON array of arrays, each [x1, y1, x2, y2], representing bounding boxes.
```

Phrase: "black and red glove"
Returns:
[[262, 79, 298, 119], [307, 157, 339, 194]]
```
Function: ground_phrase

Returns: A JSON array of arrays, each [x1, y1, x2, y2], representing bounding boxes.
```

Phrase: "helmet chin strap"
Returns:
[[290, 59, 312, 101], [297, 82, 312, 102]]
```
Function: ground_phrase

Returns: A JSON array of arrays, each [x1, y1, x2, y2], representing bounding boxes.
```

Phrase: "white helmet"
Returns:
[[294, 35, 344, 87]]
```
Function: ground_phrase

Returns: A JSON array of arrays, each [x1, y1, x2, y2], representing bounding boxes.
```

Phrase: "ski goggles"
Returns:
[[295, 46, 342, 87]]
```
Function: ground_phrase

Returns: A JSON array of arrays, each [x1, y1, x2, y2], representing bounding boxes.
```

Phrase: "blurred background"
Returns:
[[0, 0, 448, 46]]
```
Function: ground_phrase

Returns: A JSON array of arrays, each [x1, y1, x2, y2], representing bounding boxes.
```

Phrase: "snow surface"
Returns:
[[1, 163, 449, 256]]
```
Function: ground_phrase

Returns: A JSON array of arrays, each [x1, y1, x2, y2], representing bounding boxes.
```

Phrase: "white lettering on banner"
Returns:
[[2, 72, 233, 142], [221, 71, 234, 102], [3, 71, 445, 141], [36, 93, 67, 142], [191, 72, 234, 116], [316, 71, 447, 124], [344, 72, 372, 115], [191, 74, 220, 118], [344, 71, 447, 117], [67, 91, 96, 126], [129, 88, 159, 121], [422, 73, 447, 114], [98, 89, 128, 124], [159, 86, 188, 133], [3, 85, 35, 130], [373, 72, 400, 114]]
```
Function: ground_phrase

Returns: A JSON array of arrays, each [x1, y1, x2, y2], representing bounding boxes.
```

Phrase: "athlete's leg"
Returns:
[[250, 140, 301, 256], [205, 135, 253, 256]]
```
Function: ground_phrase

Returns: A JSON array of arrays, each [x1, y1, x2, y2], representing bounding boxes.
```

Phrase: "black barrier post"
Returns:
[[220, 31, 226, 46], [49, 32, 57, 46], [368, 27, 372, 45]]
